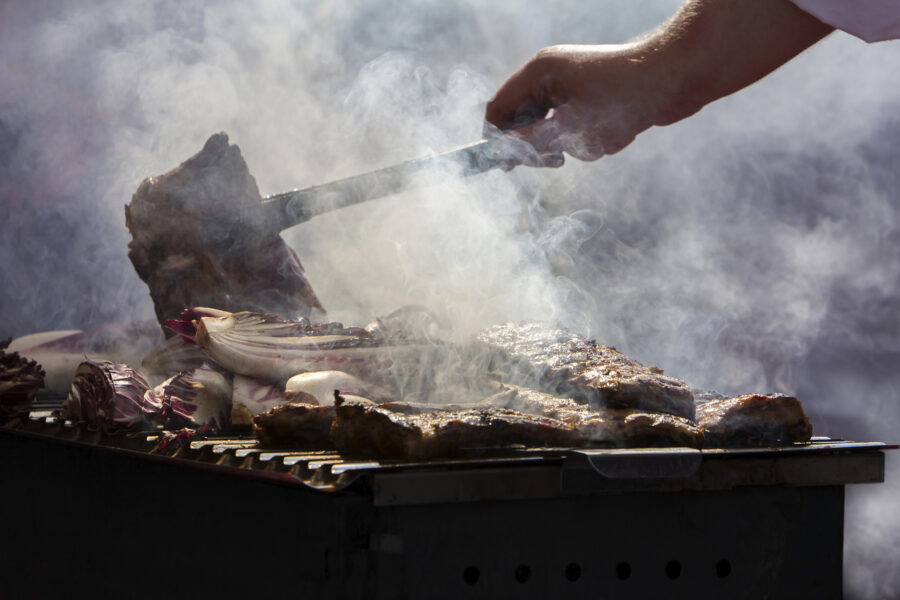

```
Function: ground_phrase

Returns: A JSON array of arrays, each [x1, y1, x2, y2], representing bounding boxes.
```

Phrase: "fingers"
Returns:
[[485, 52, 561, 134], [485, 46, 631, 168], [489, 104, 606, 169], [488, 129, 565, 170]]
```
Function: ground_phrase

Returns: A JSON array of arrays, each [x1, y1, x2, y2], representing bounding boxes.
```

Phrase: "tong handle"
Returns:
[[253, 140, 497, 233]]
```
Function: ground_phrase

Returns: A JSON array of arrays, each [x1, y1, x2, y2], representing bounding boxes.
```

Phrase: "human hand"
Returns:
[[485, 44, 681, 168], [485, 0, 833, 170]]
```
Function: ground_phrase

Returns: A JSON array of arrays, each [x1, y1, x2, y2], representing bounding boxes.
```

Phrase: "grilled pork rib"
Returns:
[[476, 323, 695, 419], [697, 393, 812, 447]]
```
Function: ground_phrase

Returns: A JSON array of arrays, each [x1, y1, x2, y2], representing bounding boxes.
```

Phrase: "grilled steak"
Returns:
[[126, 133, 324, 328], [576, 410, 704, 448], [478, 383, 590, 423], [696, 393, 812, 447], [481, 384, 703, 447], [475, 323, 695, 419], [252, 393, 335, 448], [331, 400, 581, 459]]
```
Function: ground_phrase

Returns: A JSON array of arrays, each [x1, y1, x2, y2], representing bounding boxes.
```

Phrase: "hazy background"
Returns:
[[1, 1, 898, 596]]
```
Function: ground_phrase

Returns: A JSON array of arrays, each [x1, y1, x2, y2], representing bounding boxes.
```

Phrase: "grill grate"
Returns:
[[6, 412, 893, 502], [1, 412, 895, 599]]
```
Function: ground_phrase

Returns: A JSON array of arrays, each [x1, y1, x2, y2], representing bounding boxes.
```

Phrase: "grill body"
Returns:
[[0, 425, 886, 600]]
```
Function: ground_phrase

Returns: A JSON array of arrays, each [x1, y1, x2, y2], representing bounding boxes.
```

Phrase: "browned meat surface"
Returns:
[[481, 383, 703, 447], [576, 410, 704, 448], [378, 401, 484, 415], [475, 323, 695, 419], [331, 401, 581, 459], [252, 393, 335, 448], [697, 393, 812, 447], [330, 401, 424, 458], [477, 383, 590, 423], [125, 133, 323, 328]]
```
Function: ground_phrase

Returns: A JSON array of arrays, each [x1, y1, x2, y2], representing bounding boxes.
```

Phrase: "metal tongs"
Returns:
[[248, 140, 499, 233]]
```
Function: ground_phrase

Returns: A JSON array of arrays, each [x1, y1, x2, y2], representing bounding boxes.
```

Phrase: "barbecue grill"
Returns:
[[1, 402, 892, 600]]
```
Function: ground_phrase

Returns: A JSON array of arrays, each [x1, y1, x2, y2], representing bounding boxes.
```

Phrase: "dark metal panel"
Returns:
[[563, 449, 885, 496], [0, 431, 373, 600], [372, 465, 564, 506], [368, 487, 845, 600], [0, 428, 853, 600]]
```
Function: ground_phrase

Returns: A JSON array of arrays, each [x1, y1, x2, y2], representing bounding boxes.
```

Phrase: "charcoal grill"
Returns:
[[0, 406, 892, 600]]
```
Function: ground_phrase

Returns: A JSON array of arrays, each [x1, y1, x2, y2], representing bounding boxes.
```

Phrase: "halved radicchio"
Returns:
[[143, 368, 232, 431], [1, 339, 45, 425], [62, 360, 150, 432]]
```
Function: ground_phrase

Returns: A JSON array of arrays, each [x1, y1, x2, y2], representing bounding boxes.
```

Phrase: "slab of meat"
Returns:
[[480, 384, 703, 448], [125, 133, 323, 328], [331, 399, 581, 459], [575, 410, 703, 448], [477, 383, 591, 423], [475, 323, 695, 420], [696, 393, 812, 447], [253, 394, 335, 448]]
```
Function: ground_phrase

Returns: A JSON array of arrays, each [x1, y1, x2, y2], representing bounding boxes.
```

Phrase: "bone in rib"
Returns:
[[475, 323, 696, 420]]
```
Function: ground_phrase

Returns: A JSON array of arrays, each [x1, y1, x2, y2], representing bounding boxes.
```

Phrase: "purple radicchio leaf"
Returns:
[[62, 359, 150, 432], [0, 338, 45, 425], [144, 368, 232, 432]]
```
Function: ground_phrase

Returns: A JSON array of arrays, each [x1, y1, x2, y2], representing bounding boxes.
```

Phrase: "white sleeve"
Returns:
[[791, 0, 900, 42]]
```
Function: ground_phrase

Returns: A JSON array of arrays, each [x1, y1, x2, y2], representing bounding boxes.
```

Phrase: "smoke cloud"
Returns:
[[1, 1, 899, 597]]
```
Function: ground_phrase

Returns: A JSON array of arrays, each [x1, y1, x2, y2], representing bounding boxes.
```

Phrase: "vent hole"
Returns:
[[463, 566, 479, 585], [615, 562, 632, 581], [514, 564, 531, 583], [565, 562, 581, 582], [666, 560, 682, 580], [716, 559, 732, 579]]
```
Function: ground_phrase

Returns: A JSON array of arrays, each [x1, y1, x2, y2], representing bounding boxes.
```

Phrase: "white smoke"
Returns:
[[1, 1, 899, 597]]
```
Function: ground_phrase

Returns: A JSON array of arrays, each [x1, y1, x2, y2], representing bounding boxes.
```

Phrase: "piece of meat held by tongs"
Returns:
[[126, 133, 325, 328], [126, 133, 501, 330]]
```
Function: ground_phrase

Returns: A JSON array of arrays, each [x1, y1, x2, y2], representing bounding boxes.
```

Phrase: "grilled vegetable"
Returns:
[[143, 368, 232, 431], [62, 360, 150, 432], [141, 334, 214, 384], [285, 370, 387, 404], [8, 321, 162, 394], [0, 339, 45, 425], [231, 375, 286, 426], [171, 309, 441, 387]]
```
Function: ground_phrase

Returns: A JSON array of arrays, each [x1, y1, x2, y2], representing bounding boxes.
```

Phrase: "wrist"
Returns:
[[624, 30, 709, 128]]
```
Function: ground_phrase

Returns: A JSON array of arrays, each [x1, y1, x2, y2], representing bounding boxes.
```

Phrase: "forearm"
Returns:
[[485, 0, 835, 165], [640, 0, 835, 124]]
